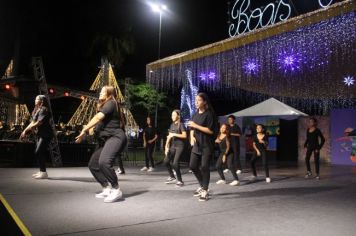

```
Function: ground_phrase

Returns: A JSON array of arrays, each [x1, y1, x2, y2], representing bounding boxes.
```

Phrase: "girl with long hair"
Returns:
[[20, 95, 54, 179], [164, 109, 187, 187], [76, 86, 127, 203], [188, 92, 217, 202], [215, 123, 240, 186]]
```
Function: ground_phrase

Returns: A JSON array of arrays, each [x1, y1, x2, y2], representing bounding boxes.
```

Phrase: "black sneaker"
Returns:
[[198, 190, 209, 202]]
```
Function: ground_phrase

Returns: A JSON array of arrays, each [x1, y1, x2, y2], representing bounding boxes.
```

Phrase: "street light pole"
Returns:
[[158, 10, 162, 59]]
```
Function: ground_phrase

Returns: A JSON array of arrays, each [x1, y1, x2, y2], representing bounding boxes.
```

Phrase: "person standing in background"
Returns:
[[141, 117, 158, 172]]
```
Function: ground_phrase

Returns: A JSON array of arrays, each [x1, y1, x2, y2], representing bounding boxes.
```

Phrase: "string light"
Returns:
[[148, 11, 356, 115]]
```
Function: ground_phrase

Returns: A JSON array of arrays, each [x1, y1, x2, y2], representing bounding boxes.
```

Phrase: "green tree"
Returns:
[[128, 83, 166, 117]]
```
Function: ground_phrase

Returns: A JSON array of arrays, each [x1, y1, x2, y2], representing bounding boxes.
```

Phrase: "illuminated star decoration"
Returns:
[[199, 71, 217, 82], [244, 59, 259, 75], [277, 50, 303, 73], [343, 76, 354, 87]]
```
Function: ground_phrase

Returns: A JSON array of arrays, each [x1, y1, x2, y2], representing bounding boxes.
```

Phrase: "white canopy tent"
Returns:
[[221, 98, 308, 118]]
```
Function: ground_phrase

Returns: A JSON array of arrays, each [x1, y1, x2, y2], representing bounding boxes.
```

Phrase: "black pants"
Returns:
[[250, 150, 269, 178], [231, 142, 242, 170], [189, 151, 212, 190], [88, 131, 127, 188], [164, 146, 184, 182], [145, 143, 155, 168], [35, 137, 51, 172], [305, 149, 320, 175], [216, 153, 238, 181]]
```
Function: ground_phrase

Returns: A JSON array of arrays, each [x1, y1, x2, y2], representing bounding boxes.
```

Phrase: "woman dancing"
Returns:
[[188, 92, 216, 202], [164, 109, 187, 187], [215, 123, 239, 186], [20, 95, 54, 179], [250, 124, 270, 183], [76, 86, 127, 203], [304, 117, 325, 180]]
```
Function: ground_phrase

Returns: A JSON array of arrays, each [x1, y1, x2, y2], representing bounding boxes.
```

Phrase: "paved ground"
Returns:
[[1, 164, 356, 236]]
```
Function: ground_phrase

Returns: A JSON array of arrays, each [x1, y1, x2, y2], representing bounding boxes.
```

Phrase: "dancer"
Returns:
[[215, 124, 240, 186], [164, 109, 187, 187], [304, 117, 325, 180], [75, 86, 127, 203], [141, 117, 158, 172], [20, 95, 54, 179], [188, 92, 216, 201], [250, 124, 270, 183], [227, 115, 242, 174]]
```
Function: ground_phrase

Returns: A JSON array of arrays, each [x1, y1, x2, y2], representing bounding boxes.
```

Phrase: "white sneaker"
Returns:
[[32, 172, 41, 178], [230, 180, 240, 186], [147, 167, 155, 172], [175, 181, 184, 187], [223, 169, 229, 173], [193, 187, 204, 197], [236, 170, 242, 175], [216, 179, 227, 184], [266, 177, 271, 183], [305, 172, 312, 179], [104, 188, 123, 203], [250, 176, 257, 181], [140, 167, 148, 171], [165, 177, 176, 184], [117, 170, 125, 175], [199, 190, 209, 202], [34, 172, 48, 179], [95, 187, 112, 198]]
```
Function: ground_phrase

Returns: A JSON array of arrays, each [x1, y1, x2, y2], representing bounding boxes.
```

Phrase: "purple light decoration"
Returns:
[[199, 71, 217, 81], [244, 59, 259, 75], [277, 50, 303, 73]]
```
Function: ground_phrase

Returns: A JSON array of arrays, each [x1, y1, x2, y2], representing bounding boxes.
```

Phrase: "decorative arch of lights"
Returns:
[[146, 1, 356, 115]]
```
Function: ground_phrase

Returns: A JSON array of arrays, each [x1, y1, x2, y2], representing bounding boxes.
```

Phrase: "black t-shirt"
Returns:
[[32, 106, 53, 138], [253, 134, 268, 152], [230, 124, 241, 146], [304, 128, 325, 150], [169, 122, 186, 147], [97, 100, 122, 138], [192, 110, 215, 154], [218, 136, 232, 156], [144, 126, 158, 143]]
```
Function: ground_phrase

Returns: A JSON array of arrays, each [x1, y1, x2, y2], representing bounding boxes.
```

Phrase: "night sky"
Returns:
[[0, 0, 345, 122]]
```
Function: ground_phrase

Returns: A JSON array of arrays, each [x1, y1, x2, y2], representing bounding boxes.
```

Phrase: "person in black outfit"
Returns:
[[141, 117, 158, 172], [76, 86, 127, 203], [250, 124, 271, 183], [188, 92, 216, 202], [227, 115, 242, 174], [20, 95, 54, 179], [215, 123, 240, 186], [304, 117, 325, 180], [164, 109, 187, 187]]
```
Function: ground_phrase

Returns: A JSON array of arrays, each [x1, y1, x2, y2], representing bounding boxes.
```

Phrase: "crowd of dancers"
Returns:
[[19, 87, 325, 203]]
